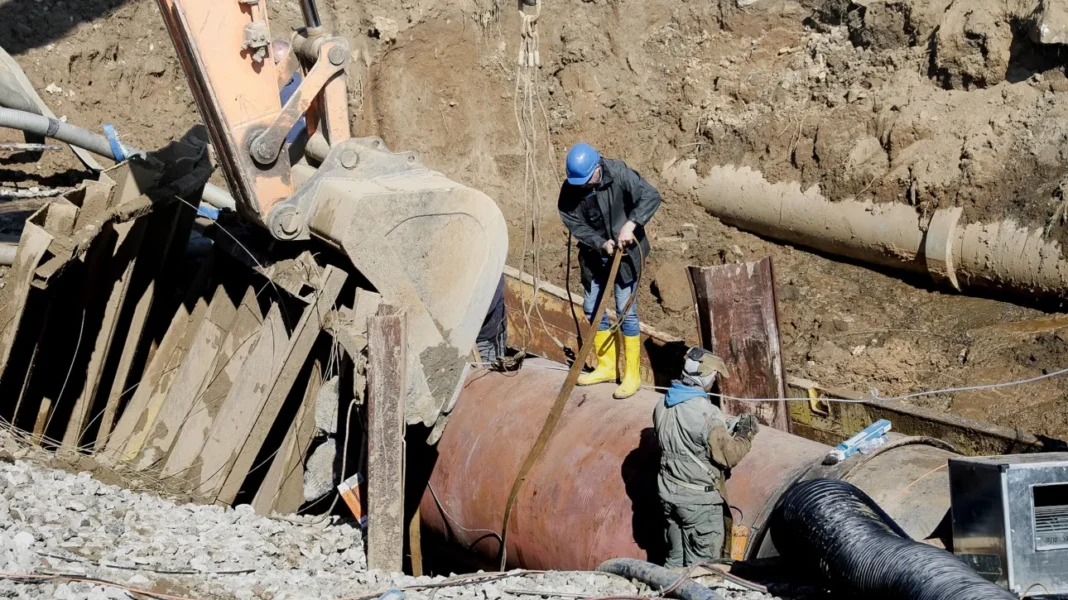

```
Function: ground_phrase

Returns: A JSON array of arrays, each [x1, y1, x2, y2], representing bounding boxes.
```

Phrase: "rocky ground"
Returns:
[[0, 434, 776, 600]]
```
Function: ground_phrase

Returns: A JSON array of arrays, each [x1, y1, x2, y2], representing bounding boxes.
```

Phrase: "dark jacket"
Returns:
[[557, 158, 662, 286]]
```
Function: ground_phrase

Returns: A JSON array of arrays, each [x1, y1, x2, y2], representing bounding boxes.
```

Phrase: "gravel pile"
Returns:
[[0, 447, 780, 600]]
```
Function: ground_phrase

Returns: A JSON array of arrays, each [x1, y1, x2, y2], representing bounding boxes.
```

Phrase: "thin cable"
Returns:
[[427, 481, 504, 546], [0, 570, 195, 600], [692, 562, 767, 594], [485, 359, 1068, 404], [44, 309, 87, 439], [334, 570, 551, 600], [36, 550, 256, 576]]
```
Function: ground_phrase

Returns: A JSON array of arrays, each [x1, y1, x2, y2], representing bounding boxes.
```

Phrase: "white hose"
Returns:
[[0, 107, 236, 211]]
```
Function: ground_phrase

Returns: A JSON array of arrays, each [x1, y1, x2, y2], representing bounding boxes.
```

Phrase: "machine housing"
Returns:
[[950, 453, 1068, 595]]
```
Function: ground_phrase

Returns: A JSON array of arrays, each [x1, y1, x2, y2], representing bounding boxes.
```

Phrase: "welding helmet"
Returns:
[[681, 347, 729, 390], [565, 142, 601, 186]]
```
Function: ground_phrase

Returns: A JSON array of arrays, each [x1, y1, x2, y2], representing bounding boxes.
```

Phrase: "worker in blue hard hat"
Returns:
[[557, 142, 662, 399]]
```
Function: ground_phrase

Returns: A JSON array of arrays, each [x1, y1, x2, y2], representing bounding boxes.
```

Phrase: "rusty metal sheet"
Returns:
[[688, 259, 790, 432], [502, 268, 687, 387]]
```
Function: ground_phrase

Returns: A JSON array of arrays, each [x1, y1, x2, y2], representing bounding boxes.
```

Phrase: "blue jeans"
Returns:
[[583, 270, 640, 337]]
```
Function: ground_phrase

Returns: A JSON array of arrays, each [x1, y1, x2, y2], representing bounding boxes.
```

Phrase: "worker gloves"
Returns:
[[736, 414, 760, 441]]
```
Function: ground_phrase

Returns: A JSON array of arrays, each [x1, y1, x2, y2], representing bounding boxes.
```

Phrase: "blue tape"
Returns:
[[103, 124, 127, 162], [196, 204, 220, 220]]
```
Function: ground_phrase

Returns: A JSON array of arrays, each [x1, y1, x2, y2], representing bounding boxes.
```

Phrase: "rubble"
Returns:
[[1034, 0, 1068, 45], [0, 437, 778, 599]]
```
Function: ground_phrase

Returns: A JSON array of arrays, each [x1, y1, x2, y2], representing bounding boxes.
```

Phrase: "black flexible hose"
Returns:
[[597, 558, 725, 600], [769, 478, 1016, 600]]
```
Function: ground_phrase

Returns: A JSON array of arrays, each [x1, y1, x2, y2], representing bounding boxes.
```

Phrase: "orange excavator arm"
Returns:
[[154, 0, 508, 429]]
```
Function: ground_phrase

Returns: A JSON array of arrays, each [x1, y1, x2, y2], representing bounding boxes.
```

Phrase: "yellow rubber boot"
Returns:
[[614, 335, 642, 399], [577, 330, 618, 386]]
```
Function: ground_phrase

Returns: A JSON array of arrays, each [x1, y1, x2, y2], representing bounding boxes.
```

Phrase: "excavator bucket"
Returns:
[[149, 0, 508, 429], [300, 137, 509, 427]]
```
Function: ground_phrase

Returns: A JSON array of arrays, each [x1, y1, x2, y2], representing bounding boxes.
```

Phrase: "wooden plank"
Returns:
[[102, 255, 214, 460], [160, 286, 264, 480], [688, 258, 790, 432], [366, 305, 407, 573], [251, 360, 323, 516], [61, 219, 148, 452], [11, 292, 55, 429], [0, 223, 53, 376], [126, 284, 238, 469], [45, 213, 118, 448], [94, 202, 191, 450], [409, 507, 423, 577], [190, 304, 289, 499], [213, 266, 348, 505]]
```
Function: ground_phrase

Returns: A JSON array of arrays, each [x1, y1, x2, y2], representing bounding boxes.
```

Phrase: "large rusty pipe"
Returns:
[[422, 359, 961, 570]]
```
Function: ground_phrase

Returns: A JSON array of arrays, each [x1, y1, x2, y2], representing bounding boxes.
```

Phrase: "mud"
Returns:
[[3, 0, 1068, 439]]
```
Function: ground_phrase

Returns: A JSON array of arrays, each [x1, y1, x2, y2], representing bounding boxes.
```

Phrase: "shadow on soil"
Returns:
[[0, 0, 130, 55]]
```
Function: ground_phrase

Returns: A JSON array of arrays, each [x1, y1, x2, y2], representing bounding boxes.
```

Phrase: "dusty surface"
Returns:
[[0, 434, 779, 600], [3, 0, 1068, 441]]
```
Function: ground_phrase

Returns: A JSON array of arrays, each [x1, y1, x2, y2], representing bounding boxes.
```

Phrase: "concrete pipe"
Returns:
[[663, 160, 1068, 299], [421, 359, 961, 570]]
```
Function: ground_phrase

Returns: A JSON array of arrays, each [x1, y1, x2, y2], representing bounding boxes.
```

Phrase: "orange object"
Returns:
[[337, 473, 367, 529], [730, 524, 750, 561]]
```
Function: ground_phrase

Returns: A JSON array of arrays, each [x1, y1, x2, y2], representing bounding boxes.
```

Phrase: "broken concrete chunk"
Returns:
[[303, 441, 337, 503], [314, 376, 341, 436], [1034, 0, 1068, 45]]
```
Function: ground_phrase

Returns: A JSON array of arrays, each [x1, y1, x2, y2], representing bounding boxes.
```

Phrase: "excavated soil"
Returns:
[[4, 0, 1068, 438]]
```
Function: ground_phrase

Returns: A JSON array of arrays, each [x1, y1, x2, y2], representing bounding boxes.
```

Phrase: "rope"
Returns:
[[603, 242, 645, 337], [498, 250, 624, 570], [511, 0, 569, 359]]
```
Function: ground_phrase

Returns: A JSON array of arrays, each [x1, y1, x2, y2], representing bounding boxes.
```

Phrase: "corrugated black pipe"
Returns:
[[769, 478, 1016, 600], [597, 558, 725, 600]]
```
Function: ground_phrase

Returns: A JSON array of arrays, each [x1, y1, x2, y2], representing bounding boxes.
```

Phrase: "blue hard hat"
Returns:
[[565, 142, 601, 186]]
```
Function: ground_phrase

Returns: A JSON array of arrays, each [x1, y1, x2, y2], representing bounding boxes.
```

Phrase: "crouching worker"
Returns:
[[653, 347, 759, 567]]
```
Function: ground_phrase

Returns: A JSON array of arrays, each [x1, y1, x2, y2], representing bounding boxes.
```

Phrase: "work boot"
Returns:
[[577, 330, 618, 386], [614, 335, 642, 399]]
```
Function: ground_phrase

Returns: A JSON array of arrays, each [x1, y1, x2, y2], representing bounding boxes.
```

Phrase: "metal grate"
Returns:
[[1034, 505, 1068, 550]]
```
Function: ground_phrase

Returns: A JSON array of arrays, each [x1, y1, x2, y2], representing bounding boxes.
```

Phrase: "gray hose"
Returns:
[[597, 558, 725, 600], [0, 106, 236, 211]]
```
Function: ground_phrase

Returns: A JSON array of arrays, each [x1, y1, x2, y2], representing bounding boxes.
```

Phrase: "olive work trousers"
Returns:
[[662, 500, 724, 568]]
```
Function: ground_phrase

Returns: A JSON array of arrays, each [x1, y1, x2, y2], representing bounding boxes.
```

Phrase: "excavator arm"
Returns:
[[154, 0, 508, 427]]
